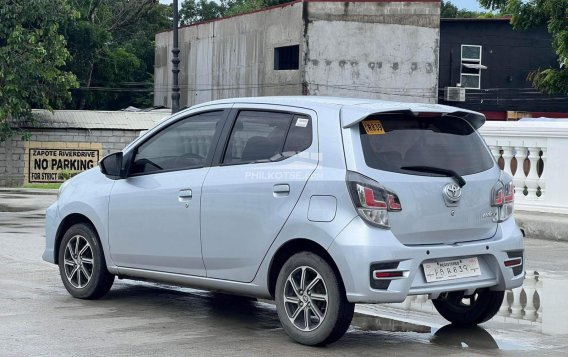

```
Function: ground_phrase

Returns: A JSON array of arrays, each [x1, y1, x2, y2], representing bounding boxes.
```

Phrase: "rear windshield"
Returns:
[[359, 114, 494, 176]]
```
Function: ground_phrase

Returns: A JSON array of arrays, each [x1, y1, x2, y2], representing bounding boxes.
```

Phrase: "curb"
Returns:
[[0, 188, 58, 195], [516, 211, 568, 242]]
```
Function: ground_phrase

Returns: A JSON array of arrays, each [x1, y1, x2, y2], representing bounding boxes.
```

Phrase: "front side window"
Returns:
[[359, 113, 494, 176], [223, 111, 312, 165], [130, 111, 223, 175]]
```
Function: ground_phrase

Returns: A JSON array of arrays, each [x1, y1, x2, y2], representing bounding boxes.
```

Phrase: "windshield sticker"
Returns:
[[362, 120, 385, 135]]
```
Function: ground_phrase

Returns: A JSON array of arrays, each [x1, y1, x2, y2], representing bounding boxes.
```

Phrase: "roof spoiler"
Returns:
[[340, 106, 486, 130]]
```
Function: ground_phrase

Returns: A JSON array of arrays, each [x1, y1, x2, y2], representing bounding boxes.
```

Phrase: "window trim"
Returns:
[[213, 109, 314, 167], [460, 44, 483, 90], [461, 44, 482, 62], [124, 109, 230, 178]]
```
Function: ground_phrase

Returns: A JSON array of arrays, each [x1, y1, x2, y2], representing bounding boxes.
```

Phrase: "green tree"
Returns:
[[180, 0, 228, 24], [441, 1, 492, 18], [225, 0, 267, 17], [180, 0, 294, 25], [65, 0, 171, 110], [479, 0, 568, 94], [0, 0, 78, 141]]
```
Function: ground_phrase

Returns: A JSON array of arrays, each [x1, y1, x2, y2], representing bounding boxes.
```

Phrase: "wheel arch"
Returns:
[[267, 238, 345, 299], [54, 213, 99, 265]]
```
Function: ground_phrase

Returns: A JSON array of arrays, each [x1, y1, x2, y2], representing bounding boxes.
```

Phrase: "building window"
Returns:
[[274, 45, 299, 70], [460, 44, 486, 89]]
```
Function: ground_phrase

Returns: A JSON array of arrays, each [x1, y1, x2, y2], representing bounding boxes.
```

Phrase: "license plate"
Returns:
[[423, 257, 481, 283]]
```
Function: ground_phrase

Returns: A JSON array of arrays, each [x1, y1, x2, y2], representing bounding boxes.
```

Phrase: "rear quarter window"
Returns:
[[359, 113, 494, 176]]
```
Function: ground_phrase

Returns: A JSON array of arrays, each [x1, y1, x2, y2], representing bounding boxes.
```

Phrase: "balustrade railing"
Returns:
[[383, 271, 543, 326], [479, 121, 568, 214]]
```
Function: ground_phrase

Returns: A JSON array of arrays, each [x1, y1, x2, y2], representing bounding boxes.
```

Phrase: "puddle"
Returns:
[[351, 313, 534, 352], [353, 314, 431, 333], [430, 325, 499, 350]]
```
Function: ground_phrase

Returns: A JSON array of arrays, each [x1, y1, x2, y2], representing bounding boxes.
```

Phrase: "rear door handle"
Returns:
[[273, 184, 290, 197]]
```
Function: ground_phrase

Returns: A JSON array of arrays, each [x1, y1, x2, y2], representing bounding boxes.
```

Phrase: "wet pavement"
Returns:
[[1, 190, 567, 356]]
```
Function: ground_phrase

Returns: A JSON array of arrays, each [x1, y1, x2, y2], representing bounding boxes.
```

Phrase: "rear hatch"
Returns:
[[346, 111, 499, 246]]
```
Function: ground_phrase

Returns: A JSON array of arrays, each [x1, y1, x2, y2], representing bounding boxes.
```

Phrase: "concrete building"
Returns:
[[154, 0, 441, 108]]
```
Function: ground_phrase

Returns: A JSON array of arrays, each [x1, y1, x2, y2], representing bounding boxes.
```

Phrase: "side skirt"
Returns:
[[115, 266, 272, 299]]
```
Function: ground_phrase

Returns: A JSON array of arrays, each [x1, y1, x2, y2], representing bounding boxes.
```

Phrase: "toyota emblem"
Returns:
[[443, 183, 462, 202]]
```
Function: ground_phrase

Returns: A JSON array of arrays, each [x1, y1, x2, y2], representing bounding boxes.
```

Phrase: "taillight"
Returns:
[[347, 171, 402, 229], [504, 181, 514, 203], [491, 180, 514, 222]]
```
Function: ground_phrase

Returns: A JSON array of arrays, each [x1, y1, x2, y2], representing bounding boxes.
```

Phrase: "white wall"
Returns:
[[304, 1, 440, 104]]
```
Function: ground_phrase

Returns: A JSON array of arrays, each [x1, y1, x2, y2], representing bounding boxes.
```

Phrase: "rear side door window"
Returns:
[[222, 111, 312, 165], [130, 111, 224, 175]]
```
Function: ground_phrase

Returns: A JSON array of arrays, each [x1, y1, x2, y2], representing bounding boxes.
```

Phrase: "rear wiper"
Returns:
[[400, 166, 466, 187]]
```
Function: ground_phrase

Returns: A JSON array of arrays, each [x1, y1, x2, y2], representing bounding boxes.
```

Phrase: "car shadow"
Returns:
[[91, 282, 503, 352], [99, 282, 282, 331]]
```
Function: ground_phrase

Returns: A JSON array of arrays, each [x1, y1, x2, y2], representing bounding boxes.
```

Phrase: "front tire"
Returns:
[[275, 252, 354, 346], [58, 223, 114, 299], [432, 289, 504, 326]]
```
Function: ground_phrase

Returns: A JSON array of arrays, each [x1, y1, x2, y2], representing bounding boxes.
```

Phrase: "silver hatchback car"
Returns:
[[44, 96, 524, 345]]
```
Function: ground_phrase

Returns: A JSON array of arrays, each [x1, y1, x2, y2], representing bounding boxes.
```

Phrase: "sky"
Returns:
[[158, 0, 486, 12]]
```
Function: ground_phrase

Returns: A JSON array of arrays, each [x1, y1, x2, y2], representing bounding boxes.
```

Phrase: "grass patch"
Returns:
[[21, 183, 62, 189]]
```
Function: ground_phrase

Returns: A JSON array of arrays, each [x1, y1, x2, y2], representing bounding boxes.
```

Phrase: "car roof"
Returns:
[[190, 96, 486, 129]]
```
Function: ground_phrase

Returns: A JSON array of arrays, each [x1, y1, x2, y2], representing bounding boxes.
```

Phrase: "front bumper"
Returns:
[[328, 216, 524, 304], [42, 201, 60, 264]]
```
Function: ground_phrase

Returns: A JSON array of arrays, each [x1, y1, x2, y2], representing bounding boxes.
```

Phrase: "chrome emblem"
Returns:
[[443, 183, 462, 206]]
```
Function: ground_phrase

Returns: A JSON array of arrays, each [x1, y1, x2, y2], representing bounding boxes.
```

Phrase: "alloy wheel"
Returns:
[[283, 266, 328, 331], [63, 235, 94, 289]]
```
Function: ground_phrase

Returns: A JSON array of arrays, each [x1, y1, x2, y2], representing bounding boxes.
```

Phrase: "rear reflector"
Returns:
[[374, 271, 404, 279], [504, 258, 522, 268]]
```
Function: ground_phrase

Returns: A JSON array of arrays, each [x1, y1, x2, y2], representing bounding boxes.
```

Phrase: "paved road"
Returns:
[[1, 191, 567, 356]]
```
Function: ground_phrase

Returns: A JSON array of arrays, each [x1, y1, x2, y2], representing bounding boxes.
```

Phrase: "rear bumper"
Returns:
[[328, 216, 524, 304]]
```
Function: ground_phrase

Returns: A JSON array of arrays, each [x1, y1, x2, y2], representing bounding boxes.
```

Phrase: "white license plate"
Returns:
[[423, 257, 481, 283]]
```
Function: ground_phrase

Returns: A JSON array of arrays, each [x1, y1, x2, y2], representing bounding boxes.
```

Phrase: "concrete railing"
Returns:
[[479, 121, 568, 214]]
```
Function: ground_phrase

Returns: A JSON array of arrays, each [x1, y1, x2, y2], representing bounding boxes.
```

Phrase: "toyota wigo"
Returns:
[[44, 97, 524, 345]]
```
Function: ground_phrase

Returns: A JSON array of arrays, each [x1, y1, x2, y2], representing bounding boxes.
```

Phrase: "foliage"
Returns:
[[180, 0, 294, 25], [21, 183, 62, 189], [180, 0, 228, 24], [225, 0, 268, 17], [64, 0, 172, 110], [0, 0, 78, 141], [479, 0, 568, 94], [441, 1, 491, 18]]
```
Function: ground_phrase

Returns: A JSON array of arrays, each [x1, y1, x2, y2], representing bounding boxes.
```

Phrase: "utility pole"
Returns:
[[171, 0, 181, 114]]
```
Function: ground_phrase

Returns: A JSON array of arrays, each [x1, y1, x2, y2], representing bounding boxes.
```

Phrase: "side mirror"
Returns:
[[100, 152, 125, 179]]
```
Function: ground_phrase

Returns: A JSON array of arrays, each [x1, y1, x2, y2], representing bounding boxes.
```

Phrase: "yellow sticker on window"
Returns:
[[362, 120, 385, 135]]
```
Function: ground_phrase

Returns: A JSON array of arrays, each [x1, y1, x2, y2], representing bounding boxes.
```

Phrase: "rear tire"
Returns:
[[432, 289, 504, 326], [275, 252, 354, 346], [58, 223, 114, 299]]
